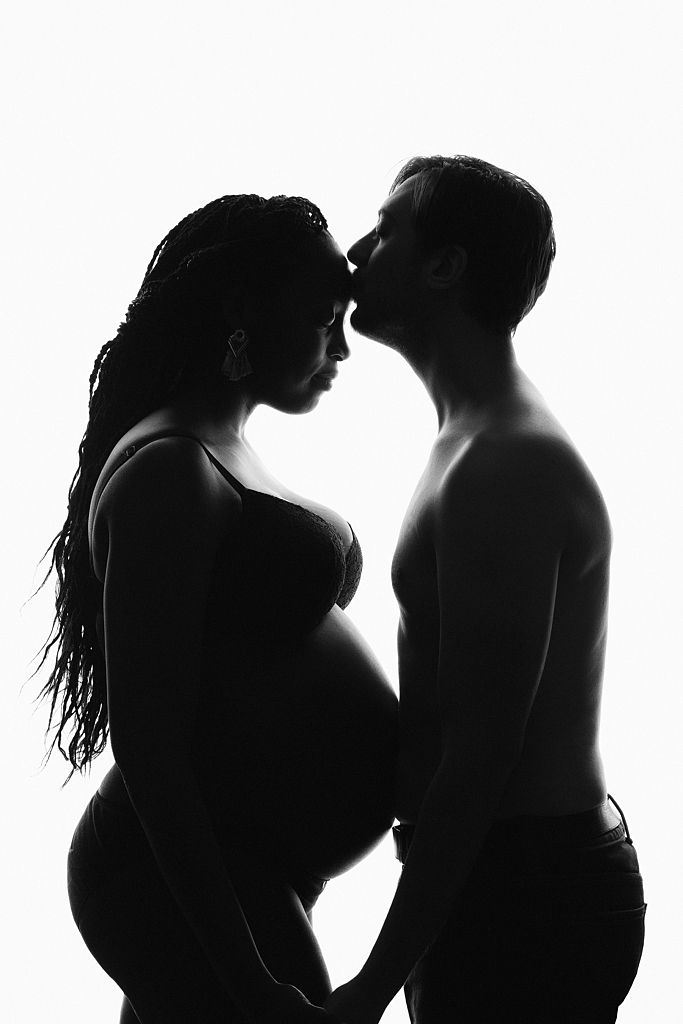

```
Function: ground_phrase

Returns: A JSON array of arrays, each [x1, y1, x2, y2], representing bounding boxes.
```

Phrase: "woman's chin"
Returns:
[[265, 387, 324, 416]]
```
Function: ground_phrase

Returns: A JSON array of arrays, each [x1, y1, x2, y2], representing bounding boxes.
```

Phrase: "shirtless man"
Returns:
[[324, 156, 646, 1023]]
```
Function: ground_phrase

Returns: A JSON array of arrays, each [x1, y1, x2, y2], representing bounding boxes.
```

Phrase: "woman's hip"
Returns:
[[67, 790, 328, 929]]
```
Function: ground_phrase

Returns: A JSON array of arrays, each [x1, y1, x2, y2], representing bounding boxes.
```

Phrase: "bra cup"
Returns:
[[205, 490, 353, 644], [91, 434, 363, 647], [337, 532, 362, 610]]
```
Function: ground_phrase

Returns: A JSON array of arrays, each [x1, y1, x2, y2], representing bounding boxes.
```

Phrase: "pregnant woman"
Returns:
[[39, 194, 398, 1023]]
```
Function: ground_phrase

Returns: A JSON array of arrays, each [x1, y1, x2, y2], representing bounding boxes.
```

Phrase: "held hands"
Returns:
[[272, 983, 349, 1024], [257, 977, 378, 1024], [323, 979, 383, 1024]]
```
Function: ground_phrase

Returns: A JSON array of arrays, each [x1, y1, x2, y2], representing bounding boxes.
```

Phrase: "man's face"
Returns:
[[347, 178, 425, 348]]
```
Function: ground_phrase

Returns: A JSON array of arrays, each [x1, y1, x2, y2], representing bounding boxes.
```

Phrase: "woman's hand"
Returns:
[[270, 983, 347, 1023], [323, 980, 382, 1024]]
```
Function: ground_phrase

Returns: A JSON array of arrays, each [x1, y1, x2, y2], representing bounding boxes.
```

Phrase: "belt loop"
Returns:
[[607, 793, 632, 844], [393, 823, 415, 865]]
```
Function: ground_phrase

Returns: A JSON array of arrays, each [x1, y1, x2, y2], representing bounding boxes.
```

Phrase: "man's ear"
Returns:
[[424, 245, 468, 291]]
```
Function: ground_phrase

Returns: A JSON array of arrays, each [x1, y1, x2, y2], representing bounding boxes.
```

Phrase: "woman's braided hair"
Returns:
[[38, 194, 328, 779]]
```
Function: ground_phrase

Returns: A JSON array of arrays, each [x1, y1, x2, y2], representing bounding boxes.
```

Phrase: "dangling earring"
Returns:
[[220, 329, 253, 381]]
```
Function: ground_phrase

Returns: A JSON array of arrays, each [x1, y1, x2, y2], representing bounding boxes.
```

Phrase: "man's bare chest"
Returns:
[[391, 432, 474, 628], [391, 478, 440, 642], [391, 483, 443, 819]]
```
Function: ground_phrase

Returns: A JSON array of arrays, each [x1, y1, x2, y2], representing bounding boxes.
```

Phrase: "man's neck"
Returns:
[[405, 313, 521, 431]]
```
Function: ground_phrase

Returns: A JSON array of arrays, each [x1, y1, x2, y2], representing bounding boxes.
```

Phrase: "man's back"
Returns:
[[393, 377, 611, 824]]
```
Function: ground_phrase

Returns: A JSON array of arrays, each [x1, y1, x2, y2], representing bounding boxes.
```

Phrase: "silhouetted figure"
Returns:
[[325, 157, 646, 1024], [39, 194, 398, 1023]]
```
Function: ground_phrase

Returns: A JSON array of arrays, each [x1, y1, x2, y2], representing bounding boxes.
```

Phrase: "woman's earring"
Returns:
[[220, 329, 253, 381]]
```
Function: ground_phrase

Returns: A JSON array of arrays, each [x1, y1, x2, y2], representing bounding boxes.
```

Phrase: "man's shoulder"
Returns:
[[433, 421, 607, 536], [441, 423, 576, 488]]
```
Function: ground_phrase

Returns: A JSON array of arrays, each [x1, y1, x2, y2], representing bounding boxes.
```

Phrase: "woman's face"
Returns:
[[248, 232, 353, 415]]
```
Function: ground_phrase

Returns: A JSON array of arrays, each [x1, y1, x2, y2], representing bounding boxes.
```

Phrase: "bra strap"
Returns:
[[189, 440, 248, 496], [118, 434, 248, 496], [88, 434, 248, 575]]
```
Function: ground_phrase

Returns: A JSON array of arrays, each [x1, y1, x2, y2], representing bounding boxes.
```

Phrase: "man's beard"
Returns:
[[349, 298, 427, 357]]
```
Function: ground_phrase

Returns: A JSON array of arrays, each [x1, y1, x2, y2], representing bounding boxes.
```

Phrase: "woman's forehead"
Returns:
[[289, 234, 352, 299]]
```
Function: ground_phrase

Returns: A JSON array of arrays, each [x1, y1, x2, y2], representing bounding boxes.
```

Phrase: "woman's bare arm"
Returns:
[[98, 436, 325, 1023]]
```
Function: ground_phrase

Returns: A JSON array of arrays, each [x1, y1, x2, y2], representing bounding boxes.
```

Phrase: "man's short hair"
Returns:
[[391, 155, 556, 335]]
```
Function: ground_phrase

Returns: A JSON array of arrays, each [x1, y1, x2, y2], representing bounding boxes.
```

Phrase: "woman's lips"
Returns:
[[312, 372, 337, 390]]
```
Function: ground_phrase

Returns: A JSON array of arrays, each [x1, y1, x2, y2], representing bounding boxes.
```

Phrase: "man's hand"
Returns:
[[323, 979, 383, 1024]]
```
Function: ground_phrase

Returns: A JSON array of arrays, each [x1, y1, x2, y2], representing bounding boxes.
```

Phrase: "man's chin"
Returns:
[[349, 305, 387, 342], [350, 306, 405, 349], [349, 304, 369, 333]]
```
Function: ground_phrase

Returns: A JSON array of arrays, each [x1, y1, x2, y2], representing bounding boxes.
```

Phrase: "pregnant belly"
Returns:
[[195, 606, 399, 878]]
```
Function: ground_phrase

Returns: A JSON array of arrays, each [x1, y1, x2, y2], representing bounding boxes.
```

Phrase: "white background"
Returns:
[[2, 1, 681, 1020]]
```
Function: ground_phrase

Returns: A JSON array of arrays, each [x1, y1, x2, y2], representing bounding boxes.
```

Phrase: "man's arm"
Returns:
[[325, 437, 565, 1023]]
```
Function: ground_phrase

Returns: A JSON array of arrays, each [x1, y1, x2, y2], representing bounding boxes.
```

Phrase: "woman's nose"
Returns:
[[329, 328, 350, 361]]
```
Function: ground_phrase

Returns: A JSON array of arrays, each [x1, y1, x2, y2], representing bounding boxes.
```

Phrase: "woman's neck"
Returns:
[[166, 377, 258, 444]]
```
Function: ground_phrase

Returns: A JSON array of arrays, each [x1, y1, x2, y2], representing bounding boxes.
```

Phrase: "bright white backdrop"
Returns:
[[2, 1, 681, 1020]]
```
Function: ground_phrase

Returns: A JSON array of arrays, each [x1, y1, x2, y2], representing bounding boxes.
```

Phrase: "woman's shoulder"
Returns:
[[88, 427, 242, 575], [93, 408, 228, 504]]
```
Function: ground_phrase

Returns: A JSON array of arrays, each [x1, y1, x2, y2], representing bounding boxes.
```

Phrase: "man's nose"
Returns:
[[347, 232, 371, 268]]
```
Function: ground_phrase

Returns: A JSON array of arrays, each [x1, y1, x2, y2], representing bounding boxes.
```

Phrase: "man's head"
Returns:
[[348, 154, 556, 344]]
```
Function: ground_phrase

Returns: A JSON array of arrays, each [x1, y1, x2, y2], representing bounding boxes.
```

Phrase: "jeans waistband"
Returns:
[[393, 796, 629, 865]]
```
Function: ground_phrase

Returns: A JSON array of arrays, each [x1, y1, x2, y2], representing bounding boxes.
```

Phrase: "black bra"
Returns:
[[100, 435, 362, 645]]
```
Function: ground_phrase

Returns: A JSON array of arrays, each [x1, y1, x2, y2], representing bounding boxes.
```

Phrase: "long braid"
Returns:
[[37, 194, 327, 779]]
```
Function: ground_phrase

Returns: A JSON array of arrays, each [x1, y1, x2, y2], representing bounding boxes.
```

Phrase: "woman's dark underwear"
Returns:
[[395, 798, 646, 1024], [67, 791, 330, 1023]]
